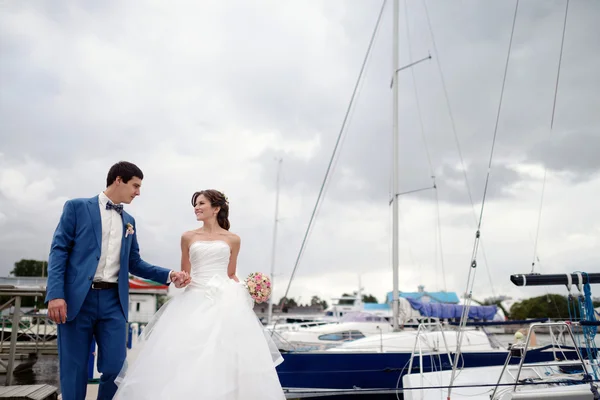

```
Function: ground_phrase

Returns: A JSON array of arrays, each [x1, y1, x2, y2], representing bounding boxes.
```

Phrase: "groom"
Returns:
[[45, 161, 190, 400]]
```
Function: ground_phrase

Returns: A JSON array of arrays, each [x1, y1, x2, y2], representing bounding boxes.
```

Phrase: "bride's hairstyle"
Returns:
[[191, 189, 230, 230]]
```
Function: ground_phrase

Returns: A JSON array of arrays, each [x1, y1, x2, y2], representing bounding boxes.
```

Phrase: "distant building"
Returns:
[[253, 302, 273, 318], [385, 285, 460, 304], [286, 304, 324, 315], [252, 303, 324, 323], [253, 303, 324, 317], [128, 277, 169, 323]]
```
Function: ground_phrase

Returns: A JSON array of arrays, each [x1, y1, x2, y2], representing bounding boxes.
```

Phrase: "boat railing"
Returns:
[[407, 321, 454, 375], [265, 327, 302, 351], [0, 287, 50, 385], [490, 321, 594, 399]]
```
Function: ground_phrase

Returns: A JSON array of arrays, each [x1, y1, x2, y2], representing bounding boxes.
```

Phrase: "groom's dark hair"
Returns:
[[106, 161, 144, 187]]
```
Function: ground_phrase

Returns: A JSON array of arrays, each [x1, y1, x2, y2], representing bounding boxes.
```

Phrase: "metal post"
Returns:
[[6, 295, 21, 385], [391, 0, 400, 332], [268, 158, 282, 325]]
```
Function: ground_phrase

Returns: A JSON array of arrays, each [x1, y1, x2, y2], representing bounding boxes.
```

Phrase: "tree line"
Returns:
[[482, 294, 600, 320], [277, 292, 380, 312]]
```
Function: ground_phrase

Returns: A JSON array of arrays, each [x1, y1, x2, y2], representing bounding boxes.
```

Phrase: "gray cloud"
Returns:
[[527, 130, 600, 180], [254, 0, 600, 211], [1, 0, 599, 303]]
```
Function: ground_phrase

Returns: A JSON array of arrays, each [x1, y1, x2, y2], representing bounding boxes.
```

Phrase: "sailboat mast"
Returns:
[[391, 0, 400, 331], [267, 158, 283, 325]]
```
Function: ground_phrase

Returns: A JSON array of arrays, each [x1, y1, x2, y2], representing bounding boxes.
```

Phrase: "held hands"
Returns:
[[48, 299, 67, 324], [170, 271, 191, 288]]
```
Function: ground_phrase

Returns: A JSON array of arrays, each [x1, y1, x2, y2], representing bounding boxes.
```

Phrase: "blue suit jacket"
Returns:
[[45, 195, 170, 321]]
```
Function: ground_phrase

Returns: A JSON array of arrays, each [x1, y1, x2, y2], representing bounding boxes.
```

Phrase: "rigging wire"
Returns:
[[526, 231, 564, 318], [403, 0, 447, 291], [272, 0, 388, 332], [309, 3, 386, 232], [422, 0, 496, 299], [434, 183, 446, 291], [447, 0, 521, 396], [526, 0, 571, 336], [531, 0, 570, 273]]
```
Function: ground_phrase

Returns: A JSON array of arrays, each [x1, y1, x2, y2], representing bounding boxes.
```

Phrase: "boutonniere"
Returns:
[[125, 223, 135, 238]]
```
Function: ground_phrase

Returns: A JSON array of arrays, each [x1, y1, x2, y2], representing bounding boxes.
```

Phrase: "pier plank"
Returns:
[[0, 384, 58, 400]]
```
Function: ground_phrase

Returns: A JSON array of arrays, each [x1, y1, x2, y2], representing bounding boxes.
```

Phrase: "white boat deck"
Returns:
[[402, 362, 595, 400]]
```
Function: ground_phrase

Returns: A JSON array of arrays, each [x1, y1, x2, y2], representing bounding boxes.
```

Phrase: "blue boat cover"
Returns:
[[406, 298, 498, 320]]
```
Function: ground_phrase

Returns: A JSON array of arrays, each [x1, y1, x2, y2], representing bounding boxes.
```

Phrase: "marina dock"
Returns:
[[0, 342, 57, 356]]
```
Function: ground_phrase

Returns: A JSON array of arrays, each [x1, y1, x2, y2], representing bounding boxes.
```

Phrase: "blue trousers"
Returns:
[[57, 288, 126, 400]]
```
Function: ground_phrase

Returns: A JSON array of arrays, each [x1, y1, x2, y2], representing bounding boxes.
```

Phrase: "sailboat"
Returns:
[[274, 0, 594, 397], [402, 273, 600, 400]]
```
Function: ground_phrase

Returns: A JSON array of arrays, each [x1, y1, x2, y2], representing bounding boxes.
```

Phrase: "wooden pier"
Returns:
[[0, 342, 57, 356], [0, 385, 58, 400]]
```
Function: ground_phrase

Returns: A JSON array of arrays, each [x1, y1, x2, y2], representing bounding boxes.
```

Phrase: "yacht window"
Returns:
[[318, 330, 366, 341]]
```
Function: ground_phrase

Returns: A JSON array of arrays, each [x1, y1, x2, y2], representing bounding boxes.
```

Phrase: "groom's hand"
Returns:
[[170, 271, 191, 288], [48, 299, 67, 324]]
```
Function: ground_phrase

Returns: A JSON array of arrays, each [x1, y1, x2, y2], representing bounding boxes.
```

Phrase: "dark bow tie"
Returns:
[[106, 202, 123, 214]]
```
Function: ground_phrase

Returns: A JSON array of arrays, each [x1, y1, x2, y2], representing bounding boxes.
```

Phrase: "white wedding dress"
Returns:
[[114, 240, 285, 399]]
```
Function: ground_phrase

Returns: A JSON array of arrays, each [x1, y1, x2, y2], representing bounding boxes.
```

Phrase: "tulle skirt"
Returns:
[[114, 275, 285, 400]]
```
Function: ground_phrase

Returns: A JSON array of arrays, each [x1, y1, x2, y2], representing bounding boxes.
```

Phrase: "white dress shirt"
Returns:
[[94, 192, 124, 282], [94, 192, 173, 284]]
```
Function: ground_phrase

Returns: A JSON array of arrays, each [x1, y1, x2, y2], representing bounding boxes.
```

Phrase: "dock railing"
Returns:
[[0, 286, 54, 385]]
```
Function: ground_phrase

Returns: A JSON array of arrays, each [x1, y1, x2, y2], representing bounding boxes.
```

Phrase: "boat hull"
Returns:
[[276, 345, 593, 391]]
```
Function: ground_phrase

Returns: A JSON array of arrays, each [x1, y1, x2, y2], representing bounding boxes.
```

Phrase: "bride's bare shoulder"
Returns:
[[223, 232, 240, 245], [181, 229, 198, 243]]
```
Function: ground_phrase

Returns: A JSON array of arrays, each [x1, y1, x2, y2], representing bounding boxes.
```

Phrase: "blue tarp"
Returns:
[[386, 291, 460, 304], [363, 303, 391, 311], [407, 298, 498, 320]]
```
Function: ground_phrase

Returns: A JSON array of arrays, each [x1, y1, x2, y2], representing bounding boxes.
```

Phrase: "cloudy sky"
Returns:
[[1, 0, 599, 307]]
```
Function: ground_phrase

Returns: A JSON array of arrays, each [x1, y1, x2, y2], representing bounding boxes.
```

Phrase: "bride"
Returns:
[[115, 189, 285, 399]]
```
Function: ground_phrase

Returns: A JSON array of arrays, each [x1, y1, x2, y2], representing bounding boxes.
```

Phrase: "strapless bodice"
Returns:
[[188, 240, 231, 287]]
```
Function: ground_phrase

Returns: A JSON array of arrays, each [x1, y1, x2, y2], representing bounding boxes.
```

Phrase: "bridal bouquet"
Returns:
[[244, 272, 271, 303]]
